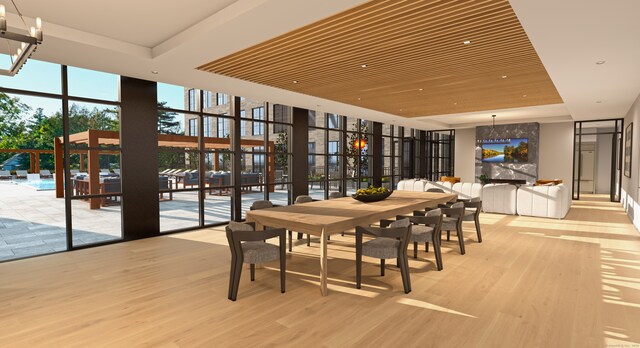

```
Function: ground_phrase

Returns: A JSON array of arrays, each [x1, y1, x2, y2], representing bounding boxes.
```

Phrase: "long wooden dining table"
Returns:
[[245, 190, 457, 295]]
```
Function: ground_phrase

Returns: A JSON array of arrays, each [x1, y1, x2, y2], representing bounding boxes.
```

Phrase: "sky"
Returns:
[[0, 54, 185, 116]]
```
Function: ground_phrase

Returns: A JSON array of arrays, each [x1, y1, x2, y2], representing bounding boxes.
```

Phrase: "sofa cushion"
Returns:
[[516, 184, 570, 219], [452, 182, 483, 200], [481, 184, 517, 215]]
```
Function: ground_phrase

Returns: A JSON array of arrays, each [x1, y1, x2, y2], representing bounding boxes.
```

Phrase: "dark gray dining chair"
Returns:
[[250, 200, 274, 210], [328, 191, 342, 199], [399, 208, 444, 271], [463, 197, 483, 242], [225, 221, 286, 301], [289, 195, 313, 251], [438, 201, 466, 255], [356, 218, 412, 293]]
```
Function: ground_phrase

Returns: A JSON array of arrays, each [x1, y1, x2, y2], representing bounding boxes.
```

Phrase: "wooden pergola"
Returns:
[[55, 130, 275, 209], [0, 148, 54, 173]]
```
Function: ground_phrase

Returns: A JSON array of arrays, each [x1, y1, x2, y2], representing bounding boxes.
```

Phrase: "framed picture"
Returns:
[[624, 123, 633, 178]]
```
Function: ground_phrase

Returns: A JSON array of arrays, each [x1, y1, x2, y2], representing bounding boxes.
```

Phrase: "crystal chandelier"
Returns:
[[0, 1, 43, 76]]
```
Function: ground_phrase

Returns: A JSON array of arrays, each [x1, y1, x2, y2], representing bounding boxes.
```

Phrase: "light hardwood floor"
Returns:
[[0, 196, 639, 347]]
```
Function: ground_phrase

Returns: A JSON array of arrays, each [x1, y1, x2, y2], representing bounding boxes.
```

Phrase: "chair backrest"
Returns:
[[40, 170, 51, 175], [227, 221, 255, 232], [426, 208, 442, 217], [387, 218, 411, 252], [0, 170, 9, 175], [113, 169, 121, 174], [328, 192, 342, 199], [100, 169, 110, 173], [295, 195, 313, 204], [451, 201, 465, 209], [70, 169, 79, 175], [427, 188, 445, 193], [16, 170, 27, 175], [251, 200, 273, 210], [469, 196, 481, 202]]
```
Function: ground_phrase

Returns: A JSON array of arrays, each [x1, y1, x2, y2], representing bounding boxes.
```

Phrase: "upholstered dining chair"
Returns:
[[463, 197, 483, 243], [328, 191, 342, 199], [355, 218, 412, 293], [250, 200, 274, 210], [289, 195, 313, 251], [426, 188, 445, 193], [225, 221, 286, 301], [437, 201, 466, 255], [397, 208, 444, 271]]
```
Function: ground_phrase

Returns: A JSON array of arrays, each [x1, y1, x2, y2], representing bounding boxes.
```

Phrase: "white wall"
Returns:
[[622, 93, 640, 233], [539, 122, 574, 183], [454, 127, 476, 183]]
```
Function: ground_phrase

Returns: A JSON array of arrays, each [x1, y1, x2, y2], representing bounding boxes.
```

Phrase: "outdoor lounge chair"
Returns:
[[39, 170, 53, 179], [0, 170, 11, 180], [15, 170, 28, 179], [100, 169, 111, 174], [70, 169, 79, 176], [113, 169, 121, 175]]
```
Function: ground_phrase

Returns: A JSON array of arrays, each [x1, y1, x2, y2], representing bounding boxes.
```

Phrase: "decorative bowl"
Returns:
[[351, 190, 392, 202]]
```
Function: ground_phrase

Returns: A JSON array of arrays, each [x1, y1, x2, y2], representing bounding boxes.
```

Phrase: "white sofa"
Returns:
[[516, 184, 571, 219], [424, 181, 453, 192], [451, 182, 483, 200], [481, 184, 518, 215]]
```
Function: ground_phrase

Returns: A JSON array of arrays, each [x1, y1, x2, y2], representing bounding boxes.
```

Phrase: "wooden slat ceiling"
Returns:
[[198, 0, 563, 118]]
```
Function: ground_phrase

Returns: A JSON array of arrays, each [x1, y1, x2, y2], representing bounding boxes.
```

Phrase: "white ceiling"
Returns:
[[1, 0, 640, 129]]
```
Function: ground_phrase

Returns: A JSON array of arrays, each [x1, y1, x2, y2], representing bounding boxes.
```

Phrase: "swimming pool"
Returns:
[[17, 179, 56, 191]]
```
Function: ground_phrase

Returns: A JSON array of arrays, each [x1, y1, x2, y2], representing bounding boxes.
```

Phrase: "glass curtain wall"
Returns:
[[426, 129, 455, 181], [0, 58, 122, 261]]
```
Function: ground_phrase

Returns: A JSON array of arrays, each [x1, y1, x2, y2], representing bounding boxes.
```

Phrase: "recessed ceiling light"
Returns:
[[399, 109, 403, 112], [357, 97, 361, 101], [501, 75, 508, 79], [463, 40, 471, 45], [596, 60, 606, 65], [418, 88, 424, 91], [151, 70, 158, 74], [361, 64, 368, 68], [522, 94, 527, 97], [596, 100, 602, 103], [453, 102, 458, 105], [292, 80, 298, 84]]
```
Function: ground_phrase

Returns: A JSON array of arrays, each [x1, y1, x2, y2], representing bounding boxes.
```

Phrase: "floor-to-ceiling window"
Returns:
[[0, 57, 122, 261], [426, 129, 455, 181]]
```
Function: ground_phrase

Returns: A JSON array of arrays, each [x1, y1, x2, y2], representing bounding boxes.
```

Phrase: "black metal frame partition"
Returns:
[[572, 119, 623, 202]]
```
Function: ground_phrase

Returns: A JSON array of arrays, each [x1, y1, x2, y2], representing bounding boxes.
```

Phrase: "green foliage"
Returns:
[[0, 92, 120, 170], [346, 120, 369, 176], [158, 101, 182, 134], [274, 131, 288, 172]]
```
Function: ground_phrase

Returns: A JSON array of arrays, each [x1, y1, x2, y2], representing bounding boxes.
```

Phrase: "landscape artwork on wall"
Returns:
[[481, 138, 529, 163], [624, 123, 633, 178]]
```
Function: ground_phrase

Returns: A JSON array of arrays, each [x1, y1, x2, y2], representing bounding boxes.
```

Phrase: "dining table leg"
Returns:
[[320, 228, 329, 296]]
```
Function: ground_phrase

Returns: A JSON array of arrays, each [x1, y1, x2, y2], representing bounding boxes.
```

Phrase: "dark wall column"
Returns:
[[292, 107, 309, 200], [372, 122, 383, 187], [119, 77, 159, 240], [231, 96, 242, 220]]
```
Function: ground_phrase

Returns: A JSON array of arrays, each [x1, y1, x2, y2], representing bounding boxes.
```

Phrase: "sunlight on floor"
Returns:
[[396, 298, 477, 318]]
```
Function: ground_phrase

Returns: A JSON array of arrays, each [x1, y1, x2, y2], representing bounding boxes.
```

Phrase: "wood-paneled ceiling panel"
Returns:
[[198, 0, 563, 118]]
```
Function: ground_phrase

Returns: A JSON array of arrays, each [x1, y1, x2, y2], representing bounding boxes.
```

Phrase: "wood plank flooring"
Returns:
[[0, 196, 639, 347]]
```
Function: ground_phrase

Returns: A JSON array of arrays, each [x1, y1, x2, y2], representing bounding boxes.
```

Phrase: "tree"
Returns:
[[0, 93, 30, 163], [158, 101, 182, 134], [274, 131, 288, 173]]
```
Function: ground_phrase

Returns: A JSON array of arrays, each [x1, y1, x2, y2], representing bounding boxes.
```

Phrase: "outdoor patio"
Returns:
[[0, 180, 330, 261]]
